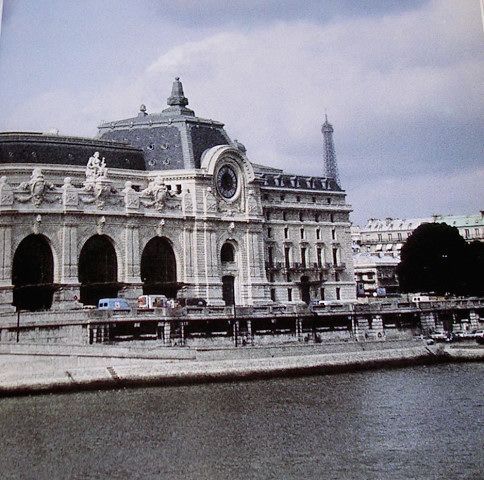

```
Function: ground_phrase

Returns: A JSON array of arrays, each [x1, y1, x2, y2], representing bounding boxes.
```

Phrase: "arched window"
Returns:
[[12, 234, 54, 311], [79, 235, 118, 305], [141, 237, 177, 298], [221, 243, 235, 263]]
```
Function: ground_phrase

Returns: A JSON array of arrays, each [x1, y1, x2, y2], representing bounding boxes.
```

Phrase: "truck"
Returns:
[[137, 294, 168, 310], [97, 298, 131, 312]]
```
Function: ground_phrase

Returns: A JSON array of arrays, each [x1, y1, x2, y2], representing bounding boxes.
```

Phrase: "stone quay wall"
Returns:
[[0, 298, 482, 347]]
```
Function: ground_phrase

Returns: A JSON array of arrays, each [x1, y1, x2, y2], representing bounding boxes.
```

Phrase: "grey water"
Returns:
[[0, 363, 482, 480]]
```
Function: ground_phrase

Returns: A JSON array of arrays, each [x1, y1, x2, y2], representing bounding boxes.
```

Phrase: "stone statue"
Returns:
[[86, 152, 107, 182], [123, 181, 140, 210], [141, 175, 170, 211]]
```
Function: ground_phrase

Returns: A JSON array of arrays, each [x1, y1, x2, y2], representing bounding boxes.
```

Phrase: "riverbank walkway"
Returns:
[[0, 340, 482, 396]]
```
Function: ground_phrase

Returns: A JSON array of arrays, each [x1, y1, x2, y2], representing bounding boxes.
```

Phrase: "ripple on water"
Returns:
[[0, 363, 482, 480]]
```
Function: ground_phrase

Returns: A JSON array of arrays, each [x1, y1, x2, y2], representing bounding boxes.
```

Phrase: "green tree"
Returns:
[[397, 222, 468, 295]]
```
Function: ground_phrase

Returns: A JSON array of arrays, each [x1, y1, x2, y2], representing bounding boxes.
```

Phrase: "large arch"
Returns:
[[12, 234, 55, 311], [79, 235, 119, 305], [140, 237, 178, 298]]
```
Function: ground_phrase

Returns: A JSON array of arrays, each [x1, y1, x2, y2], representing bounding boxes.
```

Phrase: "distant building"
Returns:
[[353, 253, 399, 297], [352, 211, 484, 257], [352, 211, 483, 297]]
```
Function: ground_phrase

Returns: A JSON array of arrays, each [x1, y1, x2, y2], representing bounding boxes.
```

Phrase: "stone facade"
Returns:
[[0, 79, 355, 312], [353, 252, 399, 297], [352, 212, 484, 257]]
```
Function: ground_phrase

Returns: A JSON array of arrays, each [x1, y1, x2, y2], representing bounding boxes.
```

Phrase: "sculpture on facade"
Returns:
[[18, 168, 54, 207], [122, 181, 140, 210], [204, 187, 218, 213], [141, 175, 171, 211], [61, 177, 79, 208], [0, 176, 14, 206], [246, 188, 260, 214], [85, 152, 108, 182], [82, 152, 115, 208]]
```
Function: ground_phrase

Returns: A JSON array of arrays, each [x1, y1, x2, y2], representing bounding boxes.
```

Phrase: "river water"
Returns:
[[0, 363, 482, 479]]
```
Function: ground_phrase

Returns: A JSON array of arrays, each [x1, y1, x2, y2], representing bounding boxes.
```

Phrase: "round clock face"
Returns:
[[216, 165, 238, 199]]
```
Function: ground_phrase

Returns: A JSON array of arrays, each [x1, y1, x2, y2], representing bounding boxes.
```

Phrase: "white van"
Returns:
[[137, 294, 168, 310]]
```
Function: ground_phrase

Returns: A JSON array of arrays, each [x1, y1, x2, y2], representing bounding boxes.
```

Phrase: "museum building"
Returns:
[[0, 78, 355, 312]]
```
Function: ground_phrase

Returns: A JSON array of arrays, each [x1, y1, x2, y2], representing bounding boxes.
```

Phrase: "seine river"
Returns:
[[0, 363, 482, 479]]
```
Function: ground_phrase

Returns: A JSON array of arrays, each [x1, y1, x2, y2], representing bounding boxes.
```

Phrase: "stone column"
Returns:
[[244, 227, 268, 305], [232, 320, 240, 346], [122, 223, 143, 302], [182, 226, 195, 290], [420, 311, 437, 333], [180, 322, 186, 346], [203, 225, 224, 305], [53, 222, 80, 310], [163, 321, 171, 346], [246, 319, 253, 345], [469, 310, 479, 330], [372, 314, 385, 340], [354, 315, 369, 341], [0, 224, 14, 312]]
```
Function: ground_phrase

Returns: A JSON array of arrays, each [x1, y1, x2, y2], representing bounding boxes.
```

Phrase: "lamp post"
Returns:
[[233, 294, 238, 348]]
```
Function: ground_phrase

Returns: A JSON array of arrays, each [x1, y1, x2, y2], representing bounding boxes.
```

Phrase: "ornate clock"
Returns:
[[216, 165, 238, 199]]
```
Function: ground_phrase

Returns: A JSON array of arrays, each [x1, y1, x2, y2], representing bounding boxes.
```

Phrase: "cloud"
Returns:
[[348, 166, 484, 223], [148, 0, 427, 28], [2, 0, 482, 224]]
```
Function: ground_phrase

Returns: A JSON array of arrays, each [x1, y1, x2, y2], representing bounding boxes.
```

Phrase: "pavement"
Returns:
[[0, 340, 482, 396]]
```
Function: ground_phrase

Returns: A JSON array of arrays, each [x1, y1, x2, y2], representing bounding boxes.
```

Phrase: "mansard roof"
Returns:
[[97, 77, 232, 171], [0, 132, 145, 170]]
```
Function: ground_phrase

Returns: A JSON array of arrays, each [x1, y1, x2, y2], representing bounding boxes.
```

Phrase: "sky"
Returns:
[[0, 0, 482, 225]]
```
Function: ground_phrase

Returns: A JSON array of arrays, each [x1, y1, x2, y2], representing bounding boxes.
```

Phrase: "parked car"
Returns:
[[472, 330, 484, 339], [177, 298, 207, 307], [97, 298, 131, 312], [430, 332, 450, 342]]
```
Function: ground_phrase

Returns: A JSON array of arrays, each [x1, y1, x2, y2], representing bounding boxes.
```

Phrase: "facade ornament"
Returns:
[[85, 152, 108, 183], [141, 175, 172, 211], [62, 177, 79, 208], [204, 187, 218, 213], [156, 219, 165, 236], [96, 216, 106, 235], [32, 214, 42, 234], [82, 153, 115, 209], [18, 168, 54, 207], [247, 188, 260, 214], [123, 181, 140, 210], [183, 189, 193, 215], [0, 176, 14, 206], [228, 221, 235, 233]]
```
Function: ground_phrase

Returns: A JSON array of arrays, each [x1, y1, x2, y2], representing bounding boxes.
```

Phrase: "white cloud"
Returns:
[[348, 166, 484, 224], [3, 0, 482, 223]]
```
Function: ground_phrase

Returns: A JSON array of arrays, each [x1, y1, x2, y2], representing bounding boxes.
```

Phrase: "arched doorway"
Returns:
[[300, 275, 311, 304], [79, 235, 118, 305], [222, 275, 235, 306], [140, 237, 177, 298], [12, 234, 55, 311]]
